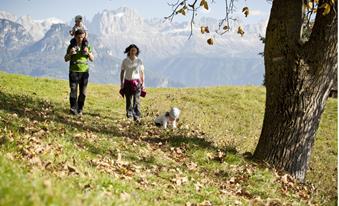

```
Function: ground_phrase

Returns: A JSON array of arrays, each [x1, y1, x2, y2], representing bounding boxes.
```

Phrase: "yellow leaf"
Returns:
[[237, 26, 245, 37], [306, 2, 313, 9], [176, 6, 187, 16], [242, 7, 250, 17], [200, 26, 205, 34], [319, 3, 331, 15], [200, 26, 209, 34]]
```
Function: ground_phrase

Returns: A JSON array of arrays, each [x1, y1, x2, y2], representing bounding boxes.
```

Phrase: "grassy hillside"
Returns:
[[0, 71, 337, 205]]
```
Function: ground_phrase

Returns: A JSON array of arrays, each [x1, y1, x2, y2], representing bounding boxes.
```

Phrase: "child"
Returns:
[[154, 107, 181, 129], [69, 15, 89, 55]]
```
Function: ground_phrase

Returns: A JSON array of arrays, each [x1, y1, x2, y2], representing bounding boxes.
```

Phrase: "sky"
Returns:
[[0, 0, 271, 23]]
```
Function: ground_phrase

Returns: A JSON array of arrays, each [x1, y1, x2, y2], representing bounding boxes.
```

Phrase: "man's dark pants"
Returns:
[[69, 71, 89, 112]]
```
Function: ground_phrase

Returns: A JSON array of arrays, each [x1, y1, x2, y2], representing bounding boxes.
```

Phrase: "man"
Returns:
[[64, 29, 94, 115]]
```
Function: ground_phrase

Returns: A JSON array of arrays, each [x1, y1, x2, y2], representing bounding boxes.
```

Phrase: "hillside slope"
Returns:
[[0, 71, 337, 205]]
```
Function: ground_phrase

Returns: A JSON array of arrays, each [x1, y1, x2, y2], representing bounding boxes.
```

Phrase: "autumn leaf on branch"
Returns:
[[306, 1, 313, 9], [165, 0, 239, 43], [200, 0, 209, 10], [237, 26, 245, 37], [223, 25, 229, 31], [319, 2, 331, 15], [207, 38, 214, 45], [200, 26, 210, 34], [242, 7, 249, 17], [176, 6, 187, 16]]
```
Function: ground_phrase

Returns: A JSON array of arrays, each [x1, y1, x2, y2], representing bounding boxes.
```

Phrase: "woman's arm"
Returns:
[[140, 65, 145, 87], [120, 70, 125, 88]]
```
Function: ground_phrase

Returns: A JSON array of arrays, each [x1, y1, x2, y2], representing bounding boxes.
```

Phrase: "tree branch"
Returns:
[[303, 0, 338, 70], [165, 0, 236, 38]]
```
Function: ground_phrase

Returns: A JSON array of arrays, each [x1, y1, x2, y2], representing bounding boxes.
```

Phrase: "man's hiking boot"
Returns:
[[126, 113, 133, 120], [134, 116, 141, 124], [78, 110, 83, 116], [70, 108, 77, 115]]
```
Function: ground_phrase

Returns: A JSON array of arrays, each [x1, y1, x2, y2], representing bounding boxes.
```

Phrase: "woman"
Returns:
[[120, 44, 145, 122]]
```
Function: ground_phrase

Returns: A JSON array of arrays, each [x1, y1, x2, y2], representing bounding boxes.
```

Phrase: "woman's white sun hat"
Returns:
[[169, 107, 180, 119]]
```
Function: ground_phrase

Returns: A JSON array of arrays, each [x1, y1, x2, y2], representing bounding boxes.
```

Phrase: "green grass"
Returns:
[[0, 71, 337, 205]]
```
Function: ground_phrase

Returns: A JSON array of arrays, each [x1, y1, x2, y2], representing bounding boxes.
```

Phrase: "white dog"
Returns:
[[154, 107, 181, 129]]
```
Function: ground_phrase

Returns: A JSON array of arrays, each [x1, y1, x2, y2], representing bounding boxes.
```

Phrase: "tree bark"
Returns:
[[253, 0, 337, 181]]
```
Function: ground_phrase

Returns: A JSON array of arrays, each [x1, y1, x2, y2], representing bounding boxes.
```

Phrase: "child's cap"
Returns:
[[75, 15, 83, 21], [169, 107, 180, 119]]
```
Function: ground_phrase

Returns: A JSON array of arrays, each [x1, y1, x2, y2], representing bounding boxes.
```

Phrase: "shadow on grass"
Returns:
[[143, 134, 238, 157], [0, 90, 239, 158], [0, 91, 122, 137], [144, 135, 220, 151]]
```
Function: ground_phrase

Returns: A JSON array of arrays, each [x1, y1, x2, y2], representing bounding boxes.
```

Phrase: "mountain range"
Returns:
[[0, 8, 267, 87]]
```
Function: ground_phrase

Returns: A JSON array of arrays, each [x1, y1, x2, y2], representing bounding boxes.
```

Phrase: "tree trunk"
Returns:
[[253, 0, 337, 181]]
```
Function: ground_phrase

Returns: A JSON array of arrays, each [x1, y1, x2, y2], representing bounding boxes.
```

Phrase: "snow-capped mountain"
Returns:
[[20, 23, 70, 55], [0, 19, 33, 50], [16, 16, 64, 41], [90, 8, 147, 35], [0, 18, 33, 65], [0, 7, 267, 87], [0, 11, 17, 22]]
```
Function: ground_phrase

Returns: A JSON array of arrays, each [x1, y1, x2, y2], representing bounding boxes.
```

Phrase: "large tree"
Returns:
[[253, 0, 337, 182], [167, 0, 337, 182]]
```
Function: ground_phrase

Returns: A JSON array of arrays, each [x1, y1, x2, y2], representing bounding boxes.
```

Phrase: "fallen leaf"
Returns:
[[194, 182, 203, 192], [83, 183, 92, 191], [186, 202, 197, 206], [186, 161, 198, 171], [120, 191, 131, 201], [248, 197, 265, 206], [171, 174, 189, 186], [229, 177, 237, 184], [198, 200, 212, 206], [67, 165, 78, 175]]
